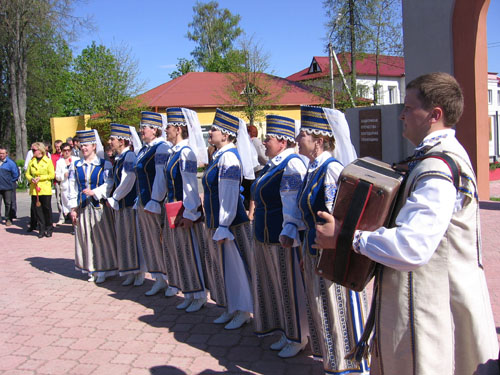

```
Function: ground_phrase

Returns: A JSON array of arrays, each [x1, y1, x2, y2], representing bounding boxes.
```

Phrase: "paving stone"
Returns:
[[0, 190, 498, 374]]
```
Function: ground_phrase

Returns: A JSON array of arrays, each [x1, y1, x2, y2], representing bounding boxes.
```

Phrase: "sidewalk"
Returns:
[[0, 190, 498, 375]]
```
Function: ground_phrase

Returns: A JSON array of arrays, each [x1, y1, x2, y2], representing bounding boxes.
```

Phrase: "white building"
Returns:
[[488, 72, 500, 160], [286, 54, 406, 105]]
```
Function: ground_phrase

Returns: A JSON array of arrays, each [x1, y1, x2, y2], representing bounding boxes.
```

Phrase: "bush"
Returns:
[[489, 162, 500, 171]]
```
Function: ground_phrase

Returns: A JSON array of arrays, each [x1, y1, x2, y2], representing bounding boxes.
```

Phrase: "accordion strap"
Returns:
[[334, 179, 373, 284]]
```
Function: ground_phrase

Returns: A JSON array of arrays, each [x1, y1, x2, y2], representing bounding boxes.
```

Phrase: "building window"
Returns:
[[497, 90, 500, 105], [488, 89, 492, 104], [308, 59, 321, 74], [357, 84, 369, 98], [388, 86, 397, 104]]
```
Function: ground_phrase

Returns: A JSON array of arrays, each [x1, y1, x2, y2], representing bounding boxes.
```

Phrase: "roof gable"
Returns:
[[137, 72, 325, 108], [287, 53, 405, 82]]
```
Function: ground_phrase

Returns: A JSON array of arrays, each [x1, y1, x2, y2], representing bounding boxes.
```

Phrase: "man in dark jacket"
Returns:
[[0, 145, 19, 226]]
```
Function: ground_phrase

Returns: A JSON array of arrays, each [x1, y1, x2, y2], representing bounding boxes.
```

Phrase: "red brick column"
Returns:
[[453, 0, 490, 199]]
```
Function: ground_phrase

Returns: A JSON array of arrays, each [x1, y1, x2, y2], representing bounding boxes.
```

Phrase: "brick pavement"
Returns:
[[0, 189, 499, 375]]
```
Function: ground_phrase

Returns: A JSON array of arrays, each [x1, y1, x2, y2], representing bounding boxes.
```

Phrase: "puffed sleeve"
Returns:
[[323, 160, 343, 213], [212, 150, 241, 241], [108, 152, 137, 211], [280, 156, 307, 246], [144, 142, 171, 214], [179, 147, 201, 221]]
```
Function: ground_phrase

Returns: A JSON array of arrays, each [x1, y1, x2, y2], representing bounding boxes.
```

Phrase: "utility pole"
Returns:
[[328, 42, 336, 109]]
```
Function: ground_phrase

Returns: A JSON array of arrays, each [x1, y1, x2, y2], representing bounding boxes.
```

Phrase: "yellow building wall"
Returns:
[[192, 106, 302, 140], [50, 115, 90, 147]]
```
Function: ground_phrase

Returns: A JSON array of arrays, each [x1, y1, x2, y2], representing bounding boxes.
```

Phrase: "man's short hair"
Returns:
[[66, 137, 73, 142], [54, 140, 63, 146], [406, 72, 464, 126]]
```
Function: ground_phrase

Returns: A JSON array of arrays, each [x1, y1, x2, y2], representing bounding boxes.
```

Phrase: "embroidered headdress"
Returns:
[[266, 114, 296, 143], [212, 108, 239, 137], [140, 111, 163, 129]]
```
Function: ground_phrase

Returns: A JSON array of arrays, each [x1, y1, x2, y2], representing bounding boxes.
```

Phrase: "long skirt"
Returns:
[[303, 250, 370, 374], [136, 205, 165, 278], [115, 207, 145, 276], [252, 242, 309, 343], [162, 220, 208, 297], [203, 222, 254, 313], [75, 204, 118, 277]]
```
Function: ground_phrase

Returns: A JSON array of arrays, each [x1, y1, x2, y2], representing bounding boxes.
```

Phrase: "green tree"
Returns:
[[0, 0, 89, 159], [169, 58, 197, 80], [71, 41, 144, 119], [187, 1, 244, 72], [323, 0, 403, 106], [26, 37, 74, 144], [365, 0, 402, 104], [224, 36, 288, 126]]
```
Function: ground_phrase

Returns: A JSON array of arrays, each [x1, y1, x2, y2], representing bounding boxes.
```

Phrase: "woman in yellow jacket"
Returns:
[[26, 142, 55, 238]]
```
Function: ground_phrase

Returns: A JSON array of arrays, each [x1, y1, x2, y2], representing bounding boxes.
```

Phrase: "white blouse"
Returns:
[[211, 143, 243, 242], [169, 139, 202, 222], [107, 147, 137, 211], [139, 138, 171, 214], [354, 129, 464, 271]]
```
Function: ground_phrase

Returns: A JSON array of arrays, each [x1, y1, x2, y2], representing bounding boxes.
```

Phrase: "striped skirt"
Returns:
[[303, 250, 370, 374], [202, 222, 254, 310], [136, 205, 165, 276], [252, 242, 308, 343], [162, 220, 208, 294], [74, 203, 118, 275], [115, 207, 144, 275]]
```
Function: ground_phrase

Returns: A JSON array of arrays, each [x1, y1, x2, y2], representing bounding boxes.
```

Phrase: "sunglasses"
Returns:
[[62, 149, 71, 152], [31, 149, 38, 152]]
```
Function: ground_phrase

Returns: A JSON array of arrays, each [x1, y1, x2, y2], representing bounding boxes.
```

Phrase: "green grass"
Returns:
[[490, 197, 500, 201]]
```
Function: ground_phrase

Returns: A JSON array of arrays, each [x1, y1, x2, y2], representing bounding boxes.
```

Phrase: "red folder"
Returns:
[[165, 201, 184, 229]]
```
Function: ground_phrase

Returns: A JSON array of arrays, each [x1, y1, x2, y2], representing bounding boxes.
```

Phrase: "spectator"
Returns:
[[242, 124, 267, 210], [55, 142, 79, 228], [51, 140, 64, 225], [25, 142, 55, 238], [0, 145, 20, 226]]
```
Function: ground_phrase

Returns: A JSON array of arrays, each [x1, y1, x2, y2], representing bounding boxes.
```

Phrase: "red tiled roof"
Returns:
[[137, 72, 325, 108], [286, 53, 405, 82]]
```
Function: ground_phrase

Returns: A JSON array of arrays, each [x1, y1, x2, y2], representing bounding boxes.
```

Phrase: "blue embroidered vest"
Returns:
[[112, 150, 137, 208], [299, 157, 341, 255], [134, 143, 161, 206], [202, 148, 249, 230], [252, 154, 301, 244], [75, 158, 107, 208], [165, 146, 189, 203]]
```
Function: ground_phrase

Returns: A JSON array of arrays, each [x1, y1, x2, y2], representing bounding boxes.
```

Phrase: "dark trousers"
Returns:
[[31, 195, 53, 234], [11, 182, 17, 218], [0, 189, 14, 220]]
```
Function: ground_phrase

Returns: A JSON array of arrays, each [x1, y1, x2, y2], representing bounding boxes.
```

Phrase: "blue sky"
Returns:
[[72, 0, 500, 92]]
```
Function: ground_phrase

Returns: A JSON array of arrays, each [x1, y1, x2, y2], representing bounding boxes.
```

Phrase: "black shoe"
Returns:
[[27, 227, 34, 233], [45, 232, 52, 238], [37, 232, 44, 238]]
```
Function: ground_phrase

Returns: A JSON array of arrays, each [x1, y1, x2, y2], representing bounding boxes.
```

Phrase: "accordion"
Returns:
[[315, 157, 404, 291]]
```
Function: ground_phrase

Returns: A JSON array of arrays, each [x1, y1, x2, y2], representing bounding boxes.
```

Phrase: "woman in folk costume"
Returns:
[[296, 106, 369, 374], [162, 107, 209, 312], [202, 108, 258, 330], [250, 114, 310, 358], [68, 129, 118, 283], [106, 123, 146, 287], [134, 111, 175, 296]]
